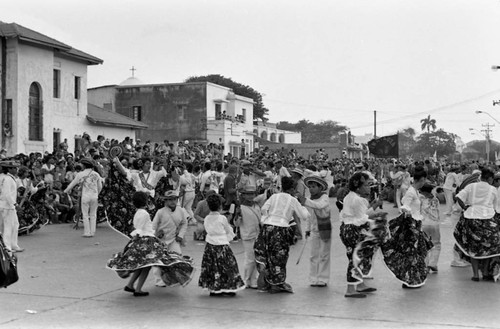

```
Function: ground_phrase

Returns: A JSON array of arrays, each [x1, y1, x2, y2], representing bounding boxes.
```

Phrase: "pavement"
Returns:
[[1, 200, 500, 329]]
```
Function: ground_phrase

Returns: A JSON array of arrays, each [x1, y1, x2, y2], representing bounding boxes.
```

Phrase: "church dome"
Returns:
[[119, 76, 143, 86]]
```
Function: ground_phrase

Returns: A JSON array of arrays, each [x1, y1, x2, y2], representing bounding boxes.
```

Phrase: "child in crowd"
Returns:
[[198, 194, 245, 296], [122, 192, 153, 296], [302, 175, 331, 287], [193, 190, 217, 241], [233, 185, 261, 289], [420, 183, 441, 273]]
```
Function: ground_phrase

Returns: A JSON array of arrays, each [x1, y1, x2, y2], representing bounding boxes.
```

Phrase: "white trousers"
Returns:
[[81, 195, 98, 236], [242, 238, 258, 287], [309, 231, 332, 284], [0, 208, 20, 251], [182, 191, 195, 220], [443, 189, 455, 215]]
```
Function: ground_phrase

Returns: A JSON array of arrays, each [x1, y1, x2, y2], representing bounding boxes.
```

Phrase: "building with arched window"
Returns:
[[0, 22, 147, 155], [253, 120, 301, 146]]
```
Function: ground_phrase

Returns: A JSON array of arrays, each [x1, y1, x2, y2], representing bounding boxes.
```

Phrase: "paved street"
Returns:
[[1, 200, 500, 329]]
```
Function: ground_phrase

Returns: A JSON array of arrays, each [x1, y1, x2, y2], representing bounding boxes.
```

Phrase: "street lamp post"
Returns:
[[476, 110, 500, 125], [469, 127, 492, 162]]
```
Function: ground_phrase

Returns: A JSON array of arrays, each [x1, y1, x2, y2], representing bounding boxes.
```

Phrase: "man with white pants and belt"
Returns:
[[64, 157, 102, 237], [0, 160, 23, 252]]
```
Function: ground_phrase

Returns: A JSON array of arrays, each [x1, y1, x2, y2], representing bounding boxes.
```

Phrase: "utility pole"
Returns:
[[482, 122, 494, 162], [374, 110, 377, 139]]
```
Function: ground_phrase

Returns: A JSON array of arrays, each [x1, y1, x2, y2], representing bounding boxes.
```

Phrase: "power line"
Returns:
[[348, 89, 500, 130], [265, 89, 500, 128]]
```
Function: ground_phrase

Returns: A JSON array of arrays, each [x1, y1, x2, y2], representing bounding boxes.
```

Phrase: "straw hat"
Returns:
[[304, 175, 328, 191]]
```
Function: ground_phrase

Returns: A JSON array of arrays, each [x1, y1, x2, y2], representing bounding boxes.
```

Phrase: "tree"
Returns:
[[412, 129, 456, 158], [420, 115, 437, 132], [398, 127, 417, 158], [277, 119, 347, 143], [185, 74, 269, 121]]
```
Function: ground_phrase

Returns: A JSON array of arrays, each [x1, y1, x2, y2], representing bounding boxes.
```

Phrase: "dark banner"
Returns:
[[368, 134, 399, 158]]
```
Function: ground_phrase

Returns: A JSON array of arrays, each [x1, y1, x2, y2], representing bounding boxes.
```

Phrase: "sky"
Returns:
[[3, 0, 500, 145]]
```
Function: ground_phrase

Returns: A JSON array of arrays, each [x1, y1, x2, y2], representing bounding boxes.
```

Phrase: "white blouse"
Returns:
[[401, 186, 423, 221], [204, 212, 235, 245], [130, 209, 155, 237], [457, 182, 497, 219], [261, 193, 310, 227], [339, 191, 370, 226]]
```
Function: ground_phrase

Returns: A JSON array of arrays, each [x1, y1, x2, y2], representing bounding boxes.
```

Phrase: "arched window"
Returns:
[[270, 133, 276, 142], [253, 129, 258, 136], [261, 131, 267, 140], [279, 134, 285, 143], [29, 83, 43, 141]]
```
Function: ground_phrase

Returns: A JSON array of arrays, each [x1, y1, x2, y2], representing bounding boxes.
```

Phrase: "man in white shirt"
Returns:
[[152, 190, 188, 287], [64, 158, 103, 237], [129, 158, 167, 198], [0, 161, 23, 252]]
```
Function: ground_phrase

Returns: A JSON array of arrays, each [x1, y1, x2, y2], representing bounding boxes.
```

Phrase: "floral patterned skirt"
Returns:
[[380, 214, 433, 287], [100, 167, 140, 238], [17, 201, 39, 235], [254, 225, 295, 286], [454, 214, 500, 259], [352, 214, 389, 282], [107, 236, 194, 287], [340, 222, 373, 284], [198, 243, 245, 293]]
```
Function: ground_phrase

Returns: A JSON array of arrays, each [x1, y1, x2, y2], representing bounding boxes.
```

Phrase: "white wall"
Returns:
[[6, 41, 90, 154]]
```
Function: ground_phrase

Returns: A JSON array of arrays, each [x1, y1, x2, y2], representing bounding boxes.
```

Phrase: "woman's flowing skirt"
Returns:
[[454, 214, 500, 260], [380, 214, 433, 287], [107, 235, 194, 287], [198, 243, 245, 293]]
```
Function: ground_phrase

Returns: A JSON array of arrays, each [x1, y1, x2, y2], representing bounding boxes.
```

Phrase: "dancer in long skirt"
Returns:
[[107, 191, 194, 297], [198, 194, 245, 296], [339, 172, 383, 298], [454, 167, 500, 281], [382, 169, 432, 289], [254, 176, 310, 294]]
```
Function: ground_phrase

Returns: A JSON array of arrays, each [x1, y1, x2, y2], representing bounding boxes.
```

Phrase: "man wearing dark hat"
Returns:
[[0, 160, 23, 252], [64, 157, 103, 237], [151, 190, 188, 287]]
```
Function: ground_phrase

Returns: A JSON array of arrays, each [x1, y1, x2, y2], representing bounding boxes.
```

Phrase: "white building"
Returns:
[[253, 120, 301, 145], [0, 21, 146, 155]]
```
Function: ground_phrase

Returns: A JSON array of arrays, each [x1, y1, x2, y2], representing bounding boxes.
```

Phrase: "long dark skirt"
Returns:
[[17, 200, 39, 235], [254, 224, 294, 286], [454, 214, 500, 259], [353, 214, 389, 280], [100, 166, 140, 238], [381, 214, 433, 287], [198, 243, 245, 293], [107, 235, 194, 287], [340, 222, 373, 284]]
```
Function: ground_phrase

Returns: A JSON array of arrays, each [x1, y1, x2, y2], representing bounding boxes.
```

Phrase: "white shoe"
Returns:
[[450, 260, 471, 267], [155, 282, 167, 287]]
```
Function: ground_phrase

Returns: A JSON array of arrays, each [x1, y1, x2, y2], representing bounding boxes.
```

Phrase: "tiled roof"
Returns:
[[87, 103, 148, 129], [0, 21, 102, 65]]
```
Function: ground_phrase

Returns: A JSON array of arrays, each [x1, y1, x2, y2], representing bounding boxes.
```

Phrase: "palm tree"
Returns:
[[420, 115, 437, 132]]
